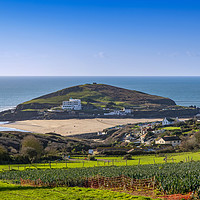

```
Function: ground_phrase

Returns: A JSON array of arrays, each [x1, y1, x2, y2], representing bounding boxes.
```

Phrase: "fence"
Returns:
[[84, 175, 156, 191], [20, 175, 156, 191]]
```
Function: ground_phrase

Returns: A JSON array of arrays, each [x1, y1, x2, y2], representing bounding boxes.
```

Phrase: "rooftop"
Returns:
[[165, 117, 176, 122], [162, 136, 181, 141]]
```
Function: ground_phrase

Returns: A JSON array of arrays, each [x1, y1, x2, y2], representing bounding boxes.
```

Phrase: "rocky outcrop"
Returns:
[[0, 110, 40, 121]]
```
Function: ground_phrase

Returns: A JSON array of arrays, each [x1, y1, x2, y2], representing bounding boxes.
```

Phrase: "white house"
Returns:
[[162, 117, 179, 126], [122, 108, 132, 114], [104, 110, 121, 116], [97, 131, 107, 136], [124, 136, 135, 143], [152, 129, 165, 134], [62, 98, 82, 110], [88, 149, 94, 155], [155, 136, 181, 146], [196, 113, 200, 119]]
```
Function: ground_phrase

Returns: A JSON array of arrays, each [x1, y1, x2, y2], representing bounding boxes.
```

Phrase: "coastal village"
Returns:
[[1, 83, 200, 158], [44, 98, 195, 154], [72, 115, 200, 155]]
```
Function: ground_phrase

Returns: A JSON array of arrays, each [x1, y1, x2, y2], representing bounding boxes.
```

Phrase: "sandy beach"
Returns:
[[1, 118, 162, 136]]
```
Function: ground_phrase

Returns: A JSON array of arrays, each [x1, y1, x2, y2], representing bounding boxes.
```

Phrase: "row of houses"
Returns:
[[125, 133, 181, 147], [124, 118, 182, 147], [157, 117, 181, 146], [88, 136, 181, 155]]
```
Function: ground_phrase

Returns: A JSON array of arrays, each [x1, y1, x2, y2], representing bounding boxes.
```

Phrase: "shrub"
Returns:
[[21, 147, 38, 163], [123, 154, 132, 160], [88, 155, 96, 161], [0, 145, 10, 163]]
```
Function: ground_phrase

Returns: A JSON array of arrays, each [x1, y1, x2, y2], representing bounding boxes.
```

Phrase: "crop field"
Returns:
[[1, 161, 200, 197], [0, 151, 200, 171], [0, 181, 154, 200]]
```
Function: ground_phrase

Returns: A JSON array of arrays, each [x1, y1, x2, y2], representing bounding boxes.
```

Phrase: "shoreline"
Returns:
[[0, 118, 163, 136]]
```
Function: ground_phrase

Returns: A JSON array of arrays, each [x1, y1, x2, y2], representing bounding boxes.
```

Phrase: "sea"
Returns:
[[0, 76, 200, 112]]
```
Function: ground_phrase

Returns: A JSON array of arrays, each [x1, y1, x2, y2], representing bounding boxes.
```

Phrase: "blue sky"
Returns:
[[0, 0, 200, 76]]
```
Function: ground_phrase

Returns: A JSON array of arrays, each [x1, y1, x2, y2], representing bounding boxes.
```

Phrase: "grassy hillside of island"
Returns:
[[16, 83, 176, 111], [0, 83, 198, 121]]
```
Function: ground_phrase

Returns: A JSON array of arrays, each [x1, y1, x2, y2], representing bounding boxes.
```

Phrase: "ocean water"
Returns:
[[0, 76, 200, 112], [0, 122, 30, 132]]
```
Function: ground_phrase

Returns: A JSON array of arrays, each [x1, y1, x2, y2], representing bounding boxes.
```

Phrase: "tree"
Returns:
[[194, 131, 200, 144], [45, 146, 58, 156], [180, 137, 198, 151], [21, 147, 38, 163], [0, 145, 10, 163], [21, 135, 43, 163]]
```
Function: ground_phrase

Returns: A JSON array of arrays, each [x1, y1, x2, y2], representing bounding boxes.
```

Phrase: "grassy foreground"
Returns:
[[0, 181, 155, 200], [0, 151, 200, 171]]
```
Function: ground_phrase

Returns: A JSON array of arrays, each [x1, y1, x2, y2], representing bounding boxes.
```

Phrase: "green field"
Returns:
[[2, 162, 200, 195], [160, 126, 181, 130], [1, 152, 200, 199], [0, 181, 156, 200], [0, 151, 199, 171], [21, 86, 130, 109]]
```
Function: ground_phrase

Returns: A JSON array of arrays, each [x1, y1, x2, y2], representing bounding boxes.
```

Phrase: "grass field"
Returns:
[[0, 151, 199, 171], [160, 126, 181, 130], [0, 181, 156, 200]]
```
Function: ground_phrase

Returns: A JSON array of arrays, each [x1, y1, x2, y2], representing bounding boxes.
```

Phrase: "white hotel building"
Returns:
[[62, 98, 82, 110]]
